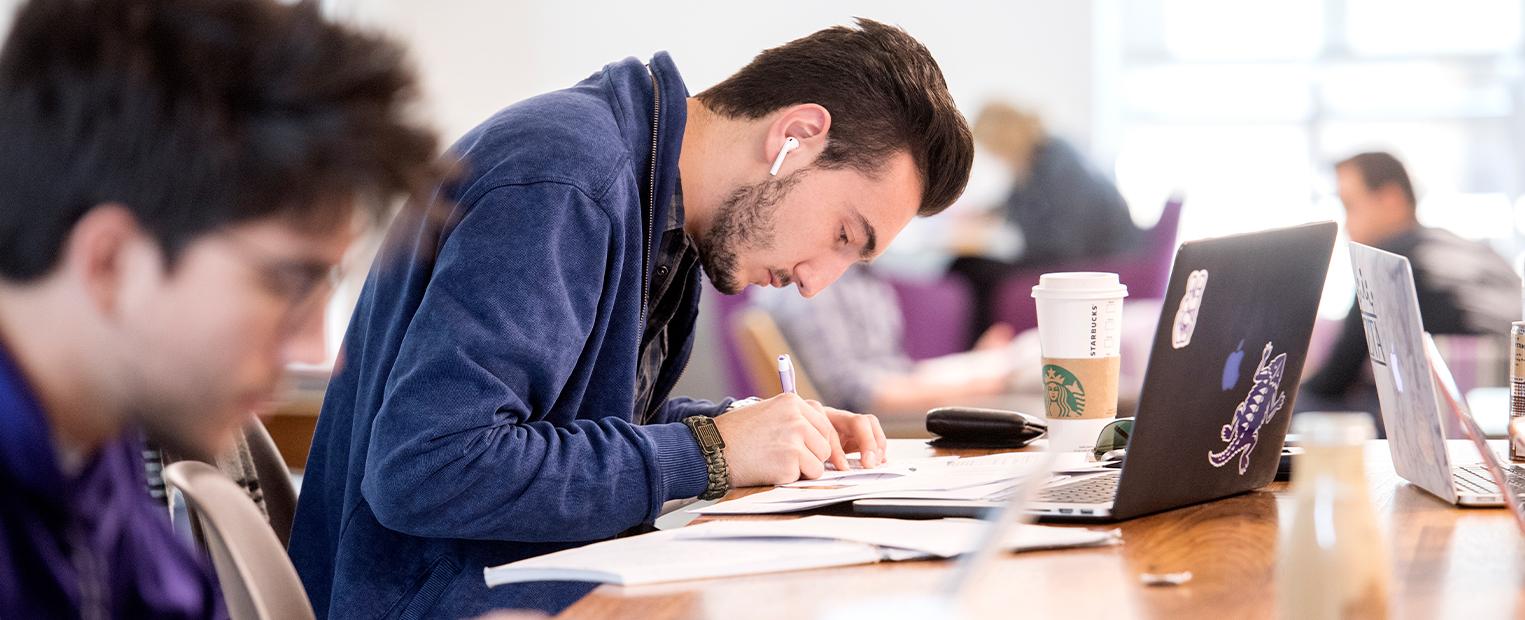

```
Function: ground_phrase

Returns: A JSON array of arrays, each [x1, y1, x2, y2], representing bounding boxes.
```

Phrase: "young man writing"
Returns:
[[0, 0, 438, 616], [291, 19, 973, 617]]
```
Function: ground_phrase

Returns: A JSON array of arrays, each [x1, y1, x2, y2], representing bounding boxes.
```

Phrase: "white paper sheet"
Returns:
[[786, 456, 959, 487], [483, 529, 887, 587], [677, 516, 1119, 558]]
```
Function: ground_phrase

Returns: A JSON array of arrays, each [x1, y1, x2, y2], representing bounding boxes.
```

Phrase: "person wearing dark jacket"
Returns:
[[288, 20, 974, 617], [1000, 138, 1139, 264], [0, 0, 438, 617], [1299, 152, 1521, 431], [949, 102, 1140, 345]]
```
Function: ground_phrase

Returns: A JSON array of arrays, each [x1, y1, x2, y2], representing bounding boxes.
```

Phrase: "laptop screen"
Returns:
[[1348, 242, 1460, 501], [1113, 221, 1336, 518], [1424, 333, 1525, 534]]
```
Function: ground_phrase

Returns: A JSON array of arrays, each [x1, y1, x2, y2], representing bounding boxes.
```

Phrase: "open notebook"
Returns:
[[483, 516, 1117, 587]]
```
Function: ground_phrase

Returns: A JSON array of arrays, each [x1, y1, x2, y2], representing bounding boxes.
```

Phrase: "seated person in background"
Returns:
[[758, 265, 1029, 418], [1299, 152, 1521, 429], [0, 0, 437, 616], [948, 102, 1141, 345]]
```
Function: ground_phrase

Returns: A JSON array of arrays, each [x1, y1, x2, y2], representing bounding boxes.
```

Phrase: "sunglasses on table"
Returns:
[[1092, 417, 1134, 462]]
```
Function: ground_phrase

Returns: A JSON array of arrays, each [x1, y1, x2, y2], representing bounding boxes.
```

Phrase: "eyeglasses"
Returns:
[[1092, 417, 1134, 461], [218, 233, 345, 320]]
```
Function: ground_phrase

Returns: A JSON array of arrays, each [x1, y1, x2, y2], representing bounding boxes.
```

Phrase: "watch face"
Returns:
[[695, 420, 724, 449]]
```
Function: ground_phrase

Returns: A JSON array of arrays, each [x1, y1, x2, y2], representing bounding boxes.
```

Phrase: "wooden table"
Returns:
[[558, 439, 1525, 619]]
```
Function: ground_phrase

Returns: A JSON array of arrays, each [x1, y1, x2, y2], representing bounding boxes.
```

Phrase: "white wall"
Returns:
[[0, 0, 1102, 171], [0, 0, 1101, 163], [335, 0, 1099, 150]]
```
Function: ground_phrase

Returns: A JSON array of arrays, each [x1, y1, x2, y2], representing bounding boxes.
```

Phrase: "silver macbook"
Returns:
[[1427, 333, 1525, 528], [1349, 242, 1525, 506]]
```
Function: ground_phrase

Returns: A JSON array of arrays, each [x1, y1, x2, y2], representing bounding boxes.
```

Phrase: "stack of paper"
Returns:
[[483, 516, 1119, 587], [695, 452, 1098, 515]]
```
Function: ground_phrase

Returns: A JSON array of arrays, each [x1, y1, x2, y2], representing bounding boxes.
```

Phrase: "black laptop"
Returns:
[[856, 221, 1337, 522]]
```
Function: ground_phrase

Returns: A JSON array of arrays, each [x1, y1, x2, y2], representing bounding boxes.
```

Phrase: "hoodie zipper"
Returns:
[[641, 73, 660, 328], [637, 71, 665, 423], [636, 68, 710, 419]]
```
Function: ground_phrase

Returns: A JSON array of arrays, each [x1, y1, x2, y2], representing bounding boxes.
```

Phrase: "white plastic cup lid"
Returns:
[[1031, 272, 1129, 300]]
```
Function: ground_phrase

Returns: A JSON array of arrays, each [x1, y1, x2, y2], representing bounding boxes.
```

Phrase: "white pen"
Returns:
[[777, 354, 796, 394]]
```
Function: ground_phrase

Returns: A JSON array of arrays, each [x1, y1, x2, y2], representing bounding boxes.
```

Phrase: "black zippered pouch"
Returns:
[[925, 406, 1048, 449]]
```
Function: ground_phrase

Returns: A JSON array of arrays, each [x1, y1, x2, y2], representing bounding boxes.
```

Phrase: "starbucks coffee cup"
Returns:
[[1032, 272, 1127, 452]]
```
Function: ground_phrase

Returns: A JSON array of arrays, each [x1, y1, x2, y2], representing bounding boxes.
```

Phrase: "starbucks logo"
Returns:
[[1043, 364, 1087, 418]]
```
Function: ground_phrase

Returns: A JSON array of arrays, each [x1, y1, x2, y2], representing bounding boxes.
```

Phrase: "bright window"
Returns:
[[1108, 0, 1525, 318]]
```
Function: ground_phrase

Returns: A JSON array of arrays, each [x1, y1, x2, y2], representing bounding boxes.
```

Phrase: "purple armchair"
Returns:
[[705, 283, 761, 397], [886, 274, 975, 361], [991, 197, 1184, 335]]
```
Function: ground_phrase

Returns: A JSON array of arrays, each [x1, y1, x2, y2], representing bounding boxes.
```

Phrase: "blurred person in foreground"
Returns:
[[290, 19, 973, 618], [1299, 152, 1520, 428], [0, 0, 438, 616], [947, 102, 1141, 345]]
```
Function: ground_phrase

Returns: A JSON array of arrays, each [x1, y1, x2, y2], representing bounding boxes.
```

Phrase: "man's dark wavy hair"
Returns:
[[0, 0, 441, 281], [698, 18, 973, 217]]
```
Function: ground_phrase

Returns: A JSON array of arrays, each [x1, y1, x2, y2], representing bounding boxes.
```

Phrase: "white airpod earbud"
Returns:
[[769, 136, 800, 176]]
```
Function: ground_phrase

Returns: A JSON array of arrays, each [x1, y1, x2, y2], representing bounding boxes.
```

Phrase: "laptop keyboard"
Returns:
[[1038, 472, 1120, 505], [1452, 464, 1525, 496]]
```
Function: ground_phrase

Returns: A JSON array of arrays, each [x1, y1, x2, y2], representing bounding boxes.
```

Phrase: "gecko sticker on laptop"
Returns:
[[1208, 342, 1287, 474]]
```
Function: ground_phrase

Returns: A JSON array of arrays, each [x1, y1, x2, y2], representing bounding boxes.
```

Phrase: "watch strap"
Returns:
[[682, 416, 730, 500]]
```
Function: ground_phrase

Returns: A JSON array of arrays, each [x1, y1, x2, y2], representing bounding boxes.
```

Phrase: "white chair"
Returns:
[[163, 461, 315, 620]]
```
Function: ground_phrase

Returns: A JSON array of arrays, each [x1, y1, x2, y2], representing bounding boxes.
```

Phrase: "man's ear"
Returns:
[[61, 204, 153, 318], [764, 103, 832, 175]]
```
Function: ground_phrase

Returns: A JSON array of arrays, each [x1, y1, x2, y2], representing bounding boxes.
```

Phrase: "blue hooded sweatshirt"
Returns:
[[289, 52, 723, 618]]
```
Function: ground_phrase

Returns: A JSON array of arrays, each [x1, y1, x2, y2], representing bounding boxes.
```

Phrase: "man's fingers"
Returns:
[[799, 404, 849, 471], [849, 416, 883, 468], [799, 418, 833, 464], [797, 445, 826, 480], [834, 414, 866, 456], [870, 414, 888, 464], [843, 415, 883, 468]]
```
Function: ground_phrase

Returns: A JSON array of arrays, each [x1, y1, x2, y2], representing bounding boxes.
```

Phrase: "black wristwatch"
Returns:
[[682, 415, 730, 500]]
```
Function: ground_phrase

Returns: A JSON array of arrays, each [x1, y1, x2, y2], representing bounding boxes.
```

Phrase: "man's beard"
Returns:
[[695, 170, 805, 294]]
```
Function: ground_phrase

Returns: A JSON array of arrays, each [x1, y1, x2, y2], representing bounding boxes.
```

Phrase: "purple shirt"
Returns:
[[0, 341, 222, 618]]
